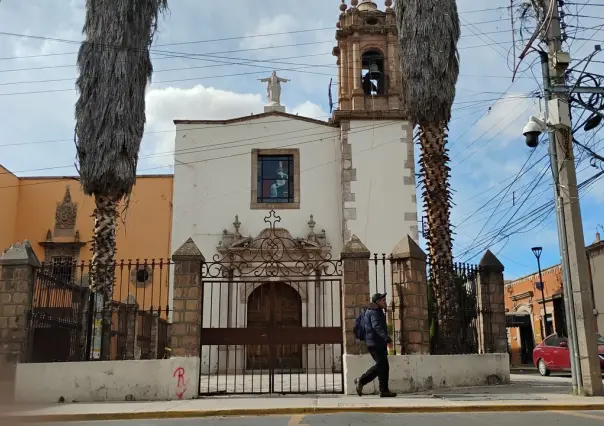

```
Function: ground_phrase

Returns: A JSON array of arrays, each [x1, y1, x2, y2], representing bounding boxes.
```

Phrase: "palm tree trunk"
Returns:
[[91, 194, 119, 360], [418, 121, 461, 353]]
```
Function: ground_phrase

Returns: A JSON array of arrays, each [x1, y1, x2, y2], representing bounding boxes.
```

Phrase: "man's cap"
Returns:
[[371, 292, 387, 303]]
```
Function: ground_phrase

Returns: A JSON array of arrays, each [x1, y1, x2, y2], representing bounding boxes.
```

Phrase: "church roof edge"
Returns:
[[173, 111, 336, 128]]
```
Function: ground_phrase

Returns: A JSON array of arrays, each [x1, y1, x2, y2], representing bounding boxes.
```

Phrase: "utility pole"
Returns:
[[542, 0, 603, 396]]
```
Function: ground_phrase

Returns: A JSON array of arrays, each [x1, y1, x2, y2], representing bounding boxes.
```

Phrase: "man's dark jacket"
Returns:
[[362, 303, 391, 348]]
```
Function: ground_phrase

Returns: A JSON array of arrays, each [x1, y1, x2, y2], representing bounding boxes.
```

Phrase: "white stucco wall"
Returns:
[[343, 353, 510, 395], [171, 114, 342, 264], [171, 114, 342, 374], [345, 120, 416, 252], [344, 119, 417, 294], [14, 357, 199, 403], [169, 113, 419, 375]]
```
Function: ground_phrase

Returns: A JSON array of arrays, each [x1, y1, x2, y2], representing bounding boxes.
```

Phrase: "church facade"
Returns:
[[170, 0, 418, 377]]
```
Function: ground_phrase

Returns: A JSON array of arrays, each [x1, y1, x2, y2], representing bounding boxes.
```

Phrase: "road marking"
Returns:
[[554, 410, 604, 421], [288, 414, 307, 426]]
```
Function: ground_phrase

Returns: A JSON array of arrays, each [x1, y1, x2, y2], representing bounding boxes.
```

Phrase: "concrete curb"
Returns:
[[8, 403, 604, 422]]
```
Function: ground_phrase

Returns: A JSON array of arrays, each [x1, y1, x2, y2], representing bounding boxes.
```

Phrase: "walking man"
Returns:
[[355, 293, 397, 397]]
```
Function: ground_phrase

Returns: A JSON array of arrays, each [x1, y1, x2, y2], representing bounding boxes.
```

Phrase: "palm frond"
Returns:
[[74, 0, 169, 198], [395, 0, 460, 124]]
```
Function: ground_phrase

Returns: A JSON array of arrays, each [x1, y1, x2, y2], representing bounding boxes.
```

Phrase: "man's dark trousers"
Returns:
[[358, 346, 389, 391]]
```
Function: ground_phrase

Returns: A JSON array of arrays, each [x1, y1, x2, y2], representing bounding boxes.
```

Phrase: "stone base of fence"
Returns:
[[14, 357, 200, 403], [343, 353, 510, 395]]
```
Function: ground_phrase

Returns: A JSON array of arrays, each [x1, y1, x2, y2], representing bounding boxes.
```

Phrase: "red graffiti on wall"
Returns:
[[173, 367, 188, 399]]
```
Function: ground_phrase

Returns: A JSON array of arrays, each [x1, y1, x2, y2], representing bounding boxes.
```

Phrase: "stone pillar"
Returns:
[[149, 312, 160, 359], [341, 235, 371, 355], [171, 238, 204, 357], [477, 250, 507, 353], [0, 241, 40, 401], [390, 236, 430, 355], [124, 304, 137, 360], [351, 39, 364, 110]]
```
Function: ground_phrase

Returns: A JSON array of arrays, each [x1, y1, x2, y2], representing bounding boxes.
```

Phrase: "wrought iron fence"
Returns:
[[372, 255, 493, 356], [428, 262, 492, 355], [372, 254, 400, 353], [197, 209, 344, 395], [25, 259, 172, 362]]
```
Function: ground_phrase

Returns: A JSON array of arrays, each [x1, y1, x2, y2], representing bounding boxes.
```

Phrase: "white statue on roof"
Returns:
[[258, 71, 290, 106]]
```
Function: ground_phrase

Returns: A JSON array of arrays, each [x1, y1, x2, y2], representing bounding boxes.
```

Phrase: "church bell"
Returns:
[[368, 63, 381, 79]]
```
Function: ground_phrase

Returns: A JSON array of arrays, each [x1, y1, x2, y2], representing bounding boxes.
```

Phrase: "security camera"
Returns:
[[523, 116, 546, 148]]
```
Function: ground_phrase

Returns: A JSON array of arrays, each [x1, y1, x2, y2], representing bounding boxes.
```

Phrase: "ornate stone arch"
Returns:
[[361, 46, 385, 57], [239, 279, 308, 303]]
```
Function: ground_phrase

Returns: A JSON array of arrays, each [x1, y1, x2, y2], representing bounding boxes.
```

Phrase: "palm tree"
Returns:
[[75, 0, 168, 359], [394, 0, 461, 353]]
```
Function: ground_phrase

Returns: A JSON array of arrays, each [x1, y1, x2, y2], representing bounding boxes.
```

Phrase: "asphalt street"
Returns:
[[31, 411, 604, 425]]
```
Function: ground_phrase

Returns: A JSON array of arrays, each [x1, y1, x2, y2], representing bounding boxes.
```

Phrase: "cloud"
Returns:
[[291, 101, 328, 120], [239, 14, 299, 51], [141, 85, 327, 170], [472, 95, 540, 143]]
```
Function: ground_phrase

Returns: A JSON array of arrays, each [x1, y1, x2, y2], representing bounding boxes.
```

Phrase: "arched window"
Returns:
[[361, 49, 386, 95]]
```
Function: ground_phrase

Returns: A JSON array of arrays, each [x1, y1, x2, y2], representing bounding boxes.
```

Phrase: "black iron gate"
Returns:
[[198, 211, 343, 395]]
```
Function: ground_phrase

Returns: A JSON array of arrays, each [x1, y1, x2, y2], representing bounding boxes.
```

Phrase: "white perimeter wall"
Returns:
[[343, 354, 510, 395], [14, 357, 199, 403]]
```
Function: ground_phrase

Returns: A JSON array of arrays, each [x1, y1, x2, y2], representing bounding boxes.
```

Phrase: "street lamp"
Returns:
[[532, 246, 547, 340]]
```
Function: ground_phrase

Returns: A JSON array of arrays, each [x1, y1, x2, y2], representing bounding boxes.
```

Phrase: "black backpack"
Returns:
[[353, 309, 367, 341]]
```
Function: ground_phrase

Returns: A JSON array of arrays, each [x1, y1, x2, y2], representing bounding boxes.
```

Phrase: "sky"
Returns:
[[0, 0, 603, 280]]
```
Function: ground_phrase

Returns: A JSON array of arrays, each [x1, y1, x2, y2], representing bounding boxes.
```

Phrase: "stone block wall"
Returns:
[[170, 238, 204, 357], [0, 241, 40, 401], [391, 236, 430, 354], [478, 250, 508, 353], [341, 235, 370, 355]]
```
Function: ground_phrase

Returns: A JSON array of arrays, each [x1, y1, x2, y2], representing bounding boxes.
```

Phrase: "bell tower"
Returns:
[[332, 0, 404, 120], [331, 0, 418, 254]]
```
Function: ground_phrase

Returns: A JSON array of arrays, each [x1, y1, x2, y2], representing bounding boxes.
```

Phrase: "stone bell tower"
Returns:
[[332, 0, 404, 119], [331, 0, 418, 254]]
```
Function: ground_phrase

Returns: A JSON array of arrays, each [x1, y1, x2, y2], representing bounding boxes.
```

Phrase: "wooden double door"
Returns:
[[246, 282, 303, 371]]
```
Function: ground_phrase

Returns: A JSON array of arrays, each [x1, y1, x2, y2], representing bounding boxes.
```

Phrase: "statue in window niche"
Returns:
[[270, 161, 288, 198]]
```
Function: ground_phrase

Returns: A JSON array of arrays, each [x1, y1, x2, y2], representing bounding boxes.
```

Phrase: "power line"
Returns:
[[1, 120, 396, 178], [0, 121, 402, 190], [0, 92, 510, 150]]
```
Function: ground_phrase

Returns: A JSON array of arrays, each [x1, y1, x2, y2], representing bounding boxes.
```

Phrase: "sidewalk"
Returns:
[[5, 376, 604, 422]]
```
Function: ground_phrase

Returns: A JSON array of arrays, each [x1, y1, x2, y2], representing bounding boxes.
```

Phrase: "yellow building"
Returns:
[[0, 165, 173, 262], [0, 164, 174, 361]]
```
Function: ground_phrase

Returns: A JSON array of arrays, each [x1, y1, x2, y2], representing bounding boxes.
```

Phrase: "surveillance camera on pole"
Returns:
[[523, 116, 547, 148]]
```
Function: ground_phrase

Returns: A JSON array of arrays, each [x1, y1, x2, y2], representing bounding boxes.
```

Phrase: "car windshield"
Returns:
[[597, 334, 604, 345]]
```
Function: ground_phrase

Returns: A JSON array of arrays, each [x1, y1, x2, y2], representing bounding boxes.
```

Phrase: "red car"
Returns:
[[533, 333, 604, 376]]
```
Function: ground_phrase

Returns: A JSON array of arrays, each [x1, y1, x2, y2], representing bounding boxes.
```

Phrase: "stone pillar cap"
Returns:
[[391, 235, 426, 260], [341, 234, 370, 258], [172, 237, 205, 262], [0, 240, 40, 267], [479, 249, 504, 272]]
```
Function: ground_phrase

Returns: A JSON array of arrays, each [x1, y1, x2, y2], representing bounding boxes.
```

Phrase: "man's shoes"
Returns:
[[354, 378, 363, 396], [379, 390, 397, 398]]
